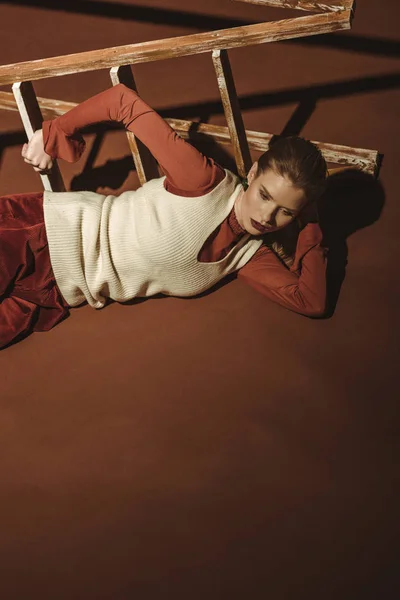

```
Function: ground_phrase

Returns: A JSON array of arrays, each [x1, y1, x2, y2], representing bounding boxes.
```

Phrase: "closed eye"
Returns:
[[260, 190, 294, 217]]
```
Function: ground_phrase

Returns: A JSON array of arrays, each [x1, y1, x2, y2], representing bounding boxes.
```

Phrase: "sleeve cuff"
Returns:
[[299, 222, 323, 246], [43, 118, 86, 163]]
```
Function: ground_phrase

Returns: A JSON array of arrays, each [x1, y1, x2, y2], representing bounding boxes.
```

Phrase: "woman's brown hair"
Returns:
[[255, 136, 327, 266]]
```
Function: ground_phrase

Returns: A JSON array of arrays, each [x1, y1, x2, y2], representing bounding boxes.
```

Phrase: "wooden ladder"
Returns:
[[0, 0, 378, 193]]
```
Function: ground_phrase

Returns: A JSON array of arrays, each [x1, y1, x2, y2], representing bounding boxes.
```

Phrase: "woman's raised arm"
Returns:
[[42, 83, 224, 195]]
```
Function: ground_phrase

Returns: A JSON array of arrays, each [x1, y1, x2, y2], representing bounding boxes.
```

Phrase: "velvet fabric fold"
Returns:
[[0, 193, 69, 349]]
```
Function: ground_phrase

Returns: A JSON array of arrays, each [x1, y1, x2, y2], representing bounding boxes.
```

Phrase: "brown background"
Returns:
[[0, 1, 399, 598]]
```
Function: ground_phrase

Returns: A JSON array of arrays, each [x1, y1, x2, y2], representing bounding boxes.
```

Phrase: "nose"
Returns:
[[261, 205, 276, 226]]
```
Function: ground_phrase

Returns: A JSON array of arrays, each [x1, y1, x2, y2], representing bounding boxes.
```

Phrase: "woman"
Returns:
[[0, 84, 327, 349]]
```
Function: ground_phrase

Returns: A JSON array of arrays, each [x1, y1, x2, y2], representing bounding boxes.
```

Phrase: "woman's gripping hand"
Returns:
[[21, 129, 53, 173]]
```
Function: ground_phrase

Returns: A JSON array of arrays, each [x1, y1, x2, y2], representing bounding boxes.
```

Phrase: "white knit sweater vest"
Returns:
[[43, 169, 263, 308]]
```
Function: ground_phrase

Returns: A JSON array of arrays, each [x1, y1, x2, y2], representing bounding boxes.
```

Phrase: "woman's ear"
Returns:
[[248, 162, 258, 184]]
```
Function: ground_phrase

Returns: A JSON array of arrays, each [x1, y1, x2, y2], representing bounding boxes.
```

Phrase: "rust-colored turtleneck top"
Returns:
[[43, 84, 327, 316]]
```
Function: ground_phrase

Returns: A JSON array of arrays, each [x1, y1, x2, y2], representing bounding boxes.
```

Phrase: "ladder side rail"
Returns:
[[12, 81, 65, 192], [212, 50, 252, 178], [232, 0, 355, 14]]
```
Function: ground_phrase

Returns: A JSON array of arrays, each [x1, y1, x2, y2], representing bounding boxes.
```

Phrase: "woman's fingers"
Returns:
[[34, 158, 53, 173], [22, 148, 37, 164], [33, 165, 51, 173], [40, 157, 53, 170], [24, 158, 52, 172], [23, 154, 53, 171], [21, 129, 52, 171]]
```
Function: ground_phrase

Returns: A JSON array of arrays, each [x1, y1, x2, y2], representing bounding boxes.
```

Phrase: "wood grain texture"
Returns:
[[12, 82, 65, 192], [109, 66, 159, 186], [233, 0, 355, 14], [212, 50, 252, 178], [0, 92, 379, 177], [0, 11, 351, 86]]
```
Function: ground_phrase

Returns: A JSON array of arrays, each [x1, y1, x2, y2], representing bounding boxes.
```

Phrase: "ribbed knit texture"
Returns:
[[43, 170, 263, 308]]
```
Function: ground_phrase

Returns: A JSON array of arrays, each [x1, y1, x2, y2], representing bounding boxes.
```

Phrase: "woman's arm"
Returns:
[[42, 84, 224, 195], [238, 223, 327, 317]]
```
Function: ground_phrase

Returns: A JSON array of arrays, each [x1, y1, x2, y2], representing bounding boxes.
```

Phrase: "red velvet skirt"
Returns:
[[0, 192, 70, 349]]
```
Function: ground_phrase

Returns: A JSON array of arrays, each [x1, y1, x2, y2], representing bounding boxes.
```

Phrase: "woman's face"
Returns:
[[235, 163, 308, 235]]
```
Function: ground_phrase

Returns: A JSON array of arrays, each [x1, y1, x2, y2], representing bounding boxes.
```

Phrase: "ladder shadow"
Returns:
[[279, 97, 317, 137], [286, 31, 400, 59], [69, 124, 238, 193], [1, 0, 399, 58], [67, 69, 398, 190], [0, 130, 26, 169], [0, 69, 396, 187], [160, 72, 400, 121], [0, 0, 253, 31]]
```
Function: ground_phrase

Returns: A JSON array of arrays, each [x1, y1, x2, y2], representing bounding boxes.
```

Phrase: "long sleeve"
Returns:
[[238, 223, 327, 317], [42, 84, 224, 195]]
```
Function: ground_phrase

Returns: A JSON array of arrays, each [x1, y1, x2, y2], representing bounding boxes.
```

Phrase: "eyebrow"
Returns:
[[259, 185, 296, 213]]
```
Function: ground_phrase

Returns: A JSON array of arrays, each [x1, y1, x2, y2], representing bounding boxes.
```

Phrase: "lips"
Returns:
[[251, 218, 270, 233]]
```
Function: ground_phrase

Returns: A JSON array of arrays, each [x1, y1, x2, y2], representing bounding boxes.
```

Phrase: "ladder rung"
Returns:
[[0, 91, 380, 177], [0, 11, 352, 86]]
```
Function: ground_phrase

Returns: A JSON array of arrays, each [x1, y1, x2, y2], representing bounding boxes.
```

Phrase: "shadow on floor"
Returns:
[[0, 131, 27, 169], [160, 72, 400, 121], [69, 126, 238, 192], [1, 0, 399, 58], [0, 0, 253, 30], [319, 168, 385, 317]]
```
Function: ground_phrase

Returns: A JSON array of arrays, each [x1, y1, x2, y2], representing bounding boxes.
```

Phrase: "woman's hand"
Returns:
[[21, 129, 53, 172]]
